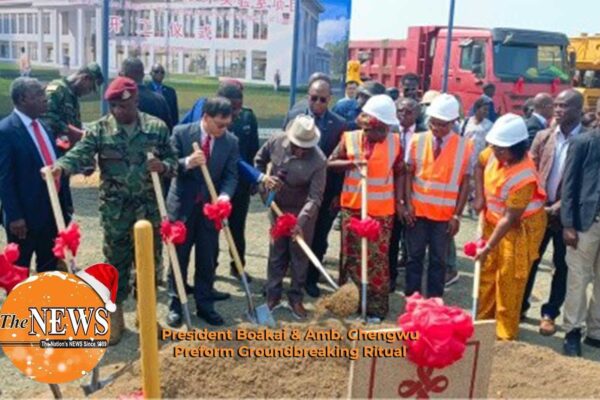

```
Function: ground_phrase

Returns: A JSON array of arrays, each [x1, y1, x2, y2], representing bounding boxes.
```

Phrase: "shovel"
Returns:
[[147, 154, 193, 330], [359, 163, 369, 322], [472, 213, 485, 320], [192, 143, 274, 327]]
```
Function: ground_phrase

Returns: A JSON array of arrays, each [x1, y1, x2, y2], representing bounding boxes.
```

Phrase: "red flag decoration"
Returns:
[[160, 220, 187, 245], [514, 76, 525, 94], [348, 217, 381, 241], [0, 243, 29, 293], [551, 77, 560, 94], [397, 293, 474, 369], [463, 238, 488, 258], [52, 222, 81, 259], [203, 199, 232, 231], [270, 213, 298, 240]]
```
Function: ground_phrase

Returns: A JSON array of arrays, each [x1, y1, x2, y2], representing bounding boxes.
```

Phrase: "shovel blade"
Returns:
[[255, 304, 276, 327]]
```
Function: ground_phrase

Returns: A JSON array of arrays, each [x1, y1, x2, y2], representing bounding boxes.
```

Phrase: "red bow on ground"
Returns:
[[397, 293, 474, 369], [203, 199, 232, 231], [52, 222, 81, 259], [463, 238, 487, 257], [160, 220, 187, 245], [270, 213, 298, 240], [348, 217, 381, 241], [0, 243, 29, 293]]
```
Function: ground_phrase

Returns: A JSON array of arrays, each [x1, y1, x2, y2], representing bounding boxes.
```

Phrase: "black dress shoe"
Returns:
[[563, 329, 582, 357], [230, 268, 253, 283], [197, 308, 225, 326], [584, 336, 600, 348], [210, 289, 231, 301], [185, 284, 194, 295], [166, 311, 183, 328], [305, 282, 321, 298]]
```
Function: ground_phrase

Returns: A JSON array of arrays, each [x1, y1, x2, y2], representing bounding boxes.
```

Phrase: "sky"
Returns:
[[318, 0, 352, 46], [349, 0, 599, 40]]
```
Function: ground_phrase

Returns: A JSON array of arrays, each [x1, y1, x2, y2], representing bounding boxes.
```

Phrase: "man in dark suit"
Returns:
[[523, 89, 584, 336], [283, 78, 346, 298], [149, 63, 179, 126], [0, 77, 72, 272], [121, 57, 173, 131], [525, 92, 554, 147], [561, 126, 600, 357], [166, 97, 239, 327]]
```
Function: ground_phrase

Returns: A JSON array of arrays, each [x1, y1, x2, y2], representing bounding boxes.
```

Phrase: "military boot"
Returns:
[[109, 307, 125, 346]]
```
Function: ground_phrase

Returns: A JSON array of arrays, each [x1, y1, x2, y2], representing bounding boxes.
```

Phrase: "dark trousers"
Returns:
[[169, 205, 219, 313], [6, 223, 58, 273], [307, 197, 339, 286], [228, 188, 251, 270], [405, 218, 450, 297], [389, 218, 407, 287], [522, 226, 568, 319]]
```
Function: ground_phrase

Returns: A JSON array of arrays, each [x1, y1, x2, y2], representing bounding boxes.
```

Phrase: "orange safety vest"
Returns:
[[340, 130, 401, 217], [484, 152, 546, 224], [410, 131, 473, 221]]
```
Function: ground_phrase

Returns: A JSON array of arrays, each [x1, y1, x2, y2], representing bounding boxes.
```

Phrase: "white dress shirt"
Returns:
[[400, 124, 416, 162], [13, 108, 57, 164], [546, 123, 582, 202]]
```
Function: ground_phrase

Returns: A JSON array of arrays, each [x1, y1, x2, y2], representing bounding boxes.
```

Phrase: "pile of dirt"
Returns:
[[314, 282, 360, 318], [91, 323, 600, 399]]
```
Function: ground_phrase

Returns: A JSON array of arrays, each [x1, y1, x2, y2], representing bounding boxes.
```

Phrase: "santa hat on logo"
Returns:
[[76, 263, 119, 312]]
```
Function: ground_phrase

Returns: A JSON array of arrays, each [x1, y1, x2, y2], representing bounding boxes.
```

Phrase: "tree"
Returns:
[[324, 39, 349, 82]]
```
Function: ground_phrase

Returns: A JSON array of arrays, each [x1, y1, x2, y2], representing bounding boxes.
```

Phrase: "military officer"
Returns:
[[49, 77, 177, 345]]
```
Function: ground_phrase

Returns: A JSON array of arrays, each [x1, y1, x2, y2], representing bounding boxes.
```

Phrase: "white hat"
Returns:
[[76, 263, 119, 312], [421, 90, 441, 105], [486, 113, 529, 147], [426, 93, 460, 121], [362, 94, 400, 126], [286, 115, 320, 148]]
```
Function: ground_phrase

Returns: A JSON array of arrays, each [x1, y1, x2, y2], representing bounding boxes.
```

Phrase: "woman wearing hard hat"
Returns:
[[473, 113, 548, 340], [329, 94, 403, 322]]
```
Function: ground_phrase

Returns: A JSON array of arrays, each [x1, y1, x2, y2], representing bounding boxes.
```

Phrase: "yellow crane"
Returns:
[[569, 34, 600, 111]]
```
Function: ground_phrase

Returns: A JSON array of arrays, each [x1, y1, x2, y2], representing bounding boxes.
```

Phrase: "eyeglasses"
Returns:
[[309, 95, 329, 104], [152, 70, 165, 74]]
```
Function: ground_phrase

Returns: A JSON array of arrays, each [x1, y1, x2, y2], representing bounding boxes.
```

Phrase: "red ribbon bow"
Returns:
[[56, 136, 71, 151], [514, 76, 525, 94], [0, 243, 29, 293], [203, 199, 232, 231], [551, 77, 560, 94], [270, 213, 298, 240], [348, 217, 381, 241], [463, 238, 487, 258], [52, 222, 81, 259], [397, 293, 474, 369], [160, 220, 188, 245], [398, 366, 449, 399]]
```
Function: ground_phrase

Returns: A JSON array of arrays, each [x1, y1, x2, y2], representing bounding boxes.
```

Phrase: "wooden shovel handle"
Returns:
[[42, 166, 73, 273]]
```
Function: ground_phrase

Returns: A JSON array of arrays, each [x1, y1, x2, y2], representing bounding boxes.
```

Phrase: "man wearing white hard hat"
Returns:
[[401, 93, 474, 298], [330, 94, 403, 321], [254, 115, 327, 320], [472, 113, 547, 341]]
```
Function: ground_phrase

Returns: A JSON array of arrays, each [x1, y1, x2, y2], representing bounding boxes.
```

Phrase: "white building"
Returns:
[[0, 0, 331, 85]]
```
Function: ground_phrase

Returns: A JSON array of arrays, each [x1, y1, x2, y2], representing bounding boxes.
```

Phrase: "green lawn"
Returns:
[[0, 62, 300, 128]]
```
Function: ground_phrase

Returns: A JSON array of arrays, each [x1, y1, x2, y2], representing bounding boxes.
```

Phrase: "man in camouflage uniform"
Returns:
[[49, 77, 177, 345], [42, 62, 104, 147]]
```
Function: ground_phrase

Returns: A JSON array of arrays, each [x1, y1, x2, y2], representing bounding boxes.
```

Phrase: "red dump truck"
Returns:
[[349, 26, 572, 115]]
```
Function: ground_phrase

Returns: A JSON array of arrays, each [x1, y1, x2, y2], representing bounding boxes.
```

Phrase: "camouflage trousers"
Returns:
[[100, 198, 162, 303]]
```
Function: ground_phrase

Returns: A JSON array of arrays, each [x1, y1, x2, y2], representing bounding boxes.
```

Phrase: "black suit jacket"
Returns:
[[148, 83, 179, 126], [167, 122, 239, 223], [525, 115, 547, 147], [0, 112, 72, 230], [561, 129, 600, 232], [138, 85, 173, 131]]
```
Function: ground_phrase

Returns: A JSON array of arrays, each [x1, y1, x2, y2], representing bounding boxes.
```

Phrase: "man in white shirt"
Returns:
[[0, 77, 72, 272], [523, 89, 584, 337]]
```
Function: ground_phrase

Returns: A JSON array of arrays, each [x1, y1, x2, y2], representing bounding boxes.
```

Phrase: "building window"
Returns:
[[215, 49, 246, 78], [32, 14, 38, 34], [183, 13, 194, 38], [26, 14, 33, 34], [18, 13, 25, 34], [0, 41, 8, 58], [44, 43, 54, 62], [233, 8, 248, 39], [183, 49, 209, 75], [43, 13, 50, 34], [195, 12, 212, 40], [251, 50, 266, 80], [252, 10, 267, 40], [12, 42, 24, 60], [155, 11, 164, 37], [10, 14, 16, 33], [170, 49, 180, 73], [2, 15, 8, 34], [61, 12, 69, 35], [27, 42, 38, 62], [215, 8, 230, 39]]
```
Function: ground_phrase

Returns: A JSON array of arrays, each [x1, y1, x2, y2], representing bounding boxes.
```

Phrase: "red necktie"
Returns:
[[32, 120, 60, 191], [202, 135, 211, 161], [433, 137, 443, 159]]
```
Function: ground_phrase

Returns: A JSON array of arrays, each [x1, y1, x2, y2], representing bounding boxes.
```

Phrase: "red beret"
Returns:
[[104, 77, 138, 101]]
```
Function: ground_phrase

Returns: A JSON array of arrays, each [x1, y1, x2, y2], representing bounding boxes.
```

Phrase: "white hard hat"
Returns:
[[486, 113, 528, 147], [362, 94, 400, 126], [426, 93, 460, 121]]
